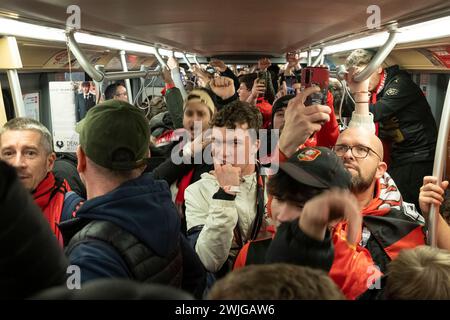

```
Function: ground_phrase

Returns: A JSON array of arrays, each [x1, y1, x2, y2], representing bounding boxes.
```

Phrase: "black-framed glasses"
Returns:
[[333, 144, 382, 160]]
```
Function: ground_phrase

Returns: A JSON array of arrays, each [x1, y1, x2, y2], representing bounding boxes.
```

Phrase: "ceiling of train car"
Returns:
[[0, 0, 449, 57]]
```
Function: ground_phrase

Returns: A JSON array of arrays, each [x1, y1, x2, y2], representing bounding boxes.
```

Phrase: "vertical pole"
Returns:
[[119, 50, 133, 104], [6, 69, 25, 117], [428, 80, 450, 247], [0, 82, 7, 126]]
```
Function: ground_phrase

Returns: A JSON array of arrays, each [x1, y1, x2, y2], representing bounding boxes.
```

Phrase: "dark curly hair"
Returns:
[[211, 100, 262, 131]]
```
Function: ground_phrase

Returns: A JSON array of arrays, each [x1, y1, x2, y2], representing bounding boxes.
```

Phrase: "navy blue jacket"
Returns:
[[64, 173, 205, 296]]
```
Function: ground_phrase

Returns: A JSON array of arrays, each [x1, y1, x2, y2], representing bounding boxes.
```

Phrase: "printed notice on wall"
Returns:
[[49, 81, 79, 153], [23, 92, 40, 121]]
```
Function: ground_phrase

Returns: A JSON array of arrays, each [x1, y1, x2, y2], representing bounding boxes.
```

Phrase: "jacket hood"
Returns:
[[76, 173, 181, 257]]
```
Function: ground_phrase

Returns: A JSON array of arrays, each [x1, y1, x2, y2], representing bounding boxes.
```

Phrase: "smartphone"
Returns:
[[257, 71, 266, 97], [257, 71, 266, 84], [285, 75, 297, 95], [301, 66, 329, 105]]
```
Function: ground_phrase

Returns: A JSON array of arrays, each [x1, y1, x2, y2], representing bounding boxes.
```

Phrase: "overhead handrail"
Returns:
[[119, 50, 134, 104], [307, 50, 312, 66], [311, 48, 324, 67], [154, 47, 168, 69], [193, 55, 201, 67], [65, 30, 160, 82], [182, 52, 193, 70], [353, 23, 399, 82], [428, 80, 450, 247]]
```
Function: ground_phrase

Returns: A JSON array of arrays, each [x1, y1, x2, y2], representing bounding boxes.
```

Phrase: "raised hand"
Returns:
[[162, 67, 174, 85], [278, 86, 331, 157], [210, 76, 235, 100], [212, 162, 242, 195], [258, 58, 271, 71], [167, 56, 179, 70], [210, 59, 228, 73], [419, 176, 449, 219], [299, 189, 361, 243]]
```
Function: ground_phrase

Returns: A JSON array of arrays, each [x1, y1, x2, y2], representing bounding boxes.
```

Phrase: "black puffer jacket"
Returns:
[[0, 160, 69, 299]]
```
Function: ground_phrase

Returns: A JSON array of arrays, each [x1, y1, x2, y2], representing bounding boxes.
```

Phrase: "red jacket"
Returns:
[[329, 173, 425, 299], [33, 172, 70, 245], [256, 98, 273, 129]]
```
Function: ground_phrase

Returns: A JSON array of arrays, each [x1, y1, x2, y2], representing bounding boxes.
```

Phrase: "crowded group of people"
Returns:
[[1, 48, 450, 300]]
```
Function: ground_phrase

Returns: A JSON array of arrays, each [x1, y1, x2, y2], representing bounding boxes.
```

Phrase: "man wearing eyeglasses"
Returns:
[[267, 111, 427, 299], [104, 82, 128, 102], [327, 126, 426, 298]]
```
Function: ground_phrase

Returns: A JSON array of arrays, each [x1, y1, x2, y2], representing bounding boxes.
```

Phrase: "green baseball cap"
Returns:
[[76, 99, 150, 170]]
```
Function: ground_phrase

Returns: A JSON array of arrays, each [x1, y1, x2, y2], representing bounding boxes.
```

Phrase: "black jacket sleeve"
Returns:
[[165, 87, 184, 129], [213, 93, 239, 111], [0, 161, 69, 299], [265, 219, 334, 272], [151, 145, 195, 185], [369, 76, 424, 122], [180, 234, 206, 299]]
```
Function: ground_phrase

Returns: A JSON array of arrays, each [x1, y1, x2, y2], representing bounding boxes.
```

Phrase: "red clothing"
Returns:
[[256, 98, 273, 129], [316, 91, 339, 148], [33, 172, 70, 245], [329, 173, 425, 299], [296, 91, 339, 150]]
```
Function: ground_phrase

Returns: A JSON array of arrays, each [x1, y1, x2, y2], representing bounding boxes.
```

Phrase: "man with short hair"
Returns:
[[75, 81, 96, 122], [60, 100, 205, 297], [237, 73, 273, 129], [104, 82, 128, 101], [185, 100, 269, 278], [0, 118, 70, 243]]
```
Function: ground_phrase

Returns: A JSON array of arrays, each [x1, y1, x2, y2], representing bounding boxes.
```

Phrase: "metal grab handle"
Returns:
[[154, 47, 168, 68], [307, 50, 312, 66], [428, 80, 450, 247], [353, 23, 399, 82], [311, 48, 324, 67], [66, 30, 104, 82], [182, 52, 193, 70], [66, 30, 160, 81], [193, 55, 201, 67], [120, 50, 133, 104]]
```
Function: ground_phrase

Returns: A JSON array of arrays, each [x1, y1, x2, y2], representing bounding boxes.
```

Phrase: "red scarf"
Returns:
[[175, 169, 194, 217], [33, 172, 70, 245]]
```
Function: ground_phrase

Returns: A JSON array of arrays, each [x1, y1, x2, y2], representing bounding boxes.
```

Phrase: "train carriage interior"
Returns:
[[1, 0, 450, 304]]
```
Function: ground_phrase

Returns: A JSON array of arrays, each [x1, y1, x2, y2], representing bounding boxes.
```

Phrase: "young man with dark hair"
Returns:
[[234, 146, 356, 273], [75, 81, 96, 122], [237, 73, 273, 128], [185, 100, 268, 282]]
